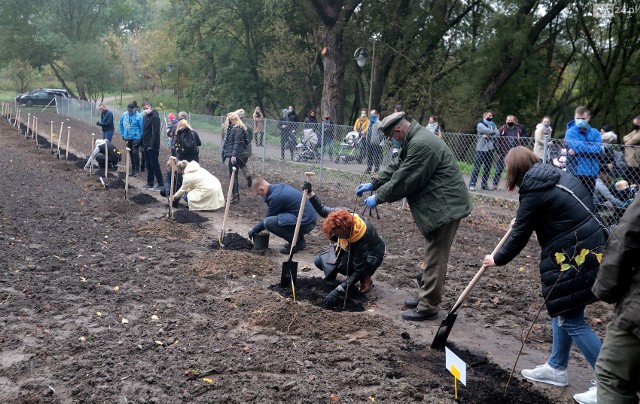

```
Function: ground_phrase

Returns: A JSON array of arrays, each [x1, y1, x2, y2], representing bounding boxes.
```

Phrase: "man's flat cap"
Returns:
[[379, 111, 406, 134]]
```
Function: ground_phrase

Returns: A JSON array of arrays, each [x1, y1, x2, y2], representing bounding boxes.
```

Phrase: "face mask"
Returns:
[[543, 123, 550, 128], [485, 117, 493, 122], [507, 122, 514, 127], [143, 108, 151, 115], [370, 115, 377, 122], [324, 117, 330, 121], [361, 113, 366, 117], [575, 118, 587, 129], [634, 124, 640, 131], [288, 108, 293, 113]]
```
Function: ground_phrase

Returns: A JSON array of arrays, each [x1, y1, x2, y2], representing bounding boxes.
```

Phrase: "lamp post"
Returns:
[[166, 61, 180, 111], [353, 45, 376, 112]]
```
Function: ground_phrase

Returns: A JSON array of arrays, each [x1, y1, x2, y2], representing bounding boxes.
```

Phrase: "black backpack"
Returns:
[[178, 129, 199, 155]]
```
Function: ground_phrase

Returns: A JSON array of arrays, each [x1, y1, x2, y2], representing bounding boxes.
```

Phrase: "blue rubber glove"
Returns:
[[364, 195, 377, 209], [355, 182, 373, 197]]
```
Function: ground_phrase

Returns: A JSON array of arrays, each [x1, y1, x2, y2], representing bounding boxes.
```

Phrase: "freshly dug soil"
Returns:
[[209, 232, 253, 250], [0, 112, 613, 403], [172, 210, 208, 224]]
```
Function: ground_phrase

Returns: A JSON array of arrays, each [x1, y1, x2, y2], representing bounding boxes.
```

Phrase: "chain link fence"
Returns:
[[54, 97, 638, 226]]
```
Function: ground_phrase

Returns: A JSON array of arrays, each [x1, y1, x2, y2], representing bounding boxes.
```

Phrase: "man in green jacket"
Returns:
[[356, 112, 472, 321], [592, 196, 640, 403]]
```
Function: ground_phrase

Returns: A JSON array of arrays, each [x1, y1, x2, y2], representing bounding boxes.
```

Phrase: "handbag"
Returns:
[[318, 246, 339, 279]]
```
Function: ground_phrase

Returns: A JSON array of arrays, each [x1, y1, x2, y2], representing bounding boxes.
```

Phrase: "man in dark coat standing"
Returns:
[[141, 101, 164, 191]]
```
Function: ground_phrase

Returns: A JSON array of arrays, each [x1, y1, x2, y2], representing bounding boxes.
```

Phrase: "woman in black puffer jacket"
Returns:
[[222, 112, 249, 204], [302, 182, 385, 308], [483, 146, 607, 398]]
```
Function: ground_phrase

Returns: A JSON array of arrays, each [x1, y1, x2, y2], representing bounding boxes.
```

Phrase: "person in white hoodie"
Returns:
[[173, 160, 225, 211], [533, 116, 552, 160]]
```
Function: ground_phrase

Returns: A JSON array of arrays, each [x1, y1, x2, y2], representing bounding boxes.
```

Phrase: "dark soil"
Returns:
[[172, 210, 208, 224], [0, 111, 613, 403], [209, 232, 254, 250]]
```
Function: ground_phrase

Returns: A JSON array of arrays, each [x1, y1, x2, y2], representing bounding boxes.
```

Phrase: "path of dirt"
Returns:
[[0, 111, 614, 403]]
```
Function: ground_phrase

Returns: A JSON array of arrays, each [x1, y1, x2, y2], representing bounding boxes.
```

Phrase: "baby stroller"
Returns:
[[292, 129, 320, 163], [335, 131, 364, 164]]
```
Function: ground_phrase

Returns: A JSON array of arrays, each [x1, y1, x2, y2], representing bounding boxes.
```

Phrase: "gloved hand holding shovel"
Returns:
[[324, 285, 345, 308]]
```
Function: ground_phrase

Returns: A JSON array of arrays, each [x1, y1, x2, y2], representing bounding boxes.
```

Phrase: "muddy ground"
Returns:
[[0, 111, 614, 403]]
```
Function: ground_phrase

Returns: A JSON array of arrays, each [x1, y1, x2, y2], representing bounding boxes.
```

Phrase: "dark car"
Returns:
[[16, 90, 59, 107]]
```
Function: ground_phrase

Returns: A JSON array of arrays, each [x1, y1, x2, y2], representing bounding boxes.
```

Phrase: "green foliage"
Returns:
[[554, 248, 603, 272]]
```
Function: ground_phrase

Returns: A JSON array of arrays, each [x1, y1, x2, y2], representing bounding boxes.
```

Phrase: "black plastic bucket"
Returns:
[[253, 233, 270, 250]]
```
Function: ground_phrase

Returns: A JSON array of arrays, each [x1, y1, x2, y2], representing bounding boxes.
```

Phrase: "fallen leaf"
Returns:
[[80, 276, 86, 282], [518, 266, 526, 272], [78, 336, 86, 342], [330, 393, 340, 402], [202, 378, 214, 383], [155, 340, 163, 345], [95, 312, 102, 317], [121, 318, 129, 324], [113, 286, 120, 291], [242, 346, 251, 353], [151, 315, 159, 321], [491, 297, 500, 304], [368, 397, 376, 402]]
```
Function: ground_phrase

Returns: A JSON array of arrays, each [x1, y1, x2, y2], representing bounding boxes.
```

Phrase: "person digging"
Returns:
[[303, 182, 385, 307], [355, 112, 472, 321]]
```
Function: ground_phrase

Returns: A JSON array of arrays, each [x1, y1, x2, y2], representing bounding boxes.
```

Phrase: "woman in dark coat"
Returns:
[[483, 146, 607, 401], [302, 182, 385, 307], [222, 112, 249, 204]]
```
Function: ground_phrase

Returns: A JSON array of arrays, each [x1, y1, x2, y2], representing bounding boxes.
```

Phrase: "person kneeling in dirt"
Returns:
[[171, 160, 225, 211], [248, 178, 317, 254], [160, 158, 183, 209], [84, 139, 121, 170], [303, 182, 385, 307], [482, 146, 607, 403]]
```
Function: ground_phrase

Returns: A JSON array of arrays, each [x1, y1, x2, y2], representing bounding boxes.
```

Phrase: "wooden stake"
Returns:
[[15, 109, 20, 128], [57, 122, 64, 157], [65, 127, 71, 161], [50, 121, 54, 152], [104, 142, 108, 180], [90, 134, 95, 175], [168, 156, 178, 218], [34, 118, 38, 146], [125, 147, 131, 200], [27, 113, 31, 137]]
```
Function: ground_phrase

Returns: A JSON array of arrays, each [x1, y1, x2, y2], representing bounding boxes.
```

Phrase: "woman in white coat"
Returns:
[[173, 160, 225, 211]]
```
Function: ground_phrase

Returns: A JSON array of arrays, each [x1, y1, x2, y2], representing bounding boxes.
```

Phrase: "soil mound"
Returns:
[[209, 232, 253, 250], [130, 193, 158, 205], [173, 210, 208, 224], [269, 276, 366, 312]]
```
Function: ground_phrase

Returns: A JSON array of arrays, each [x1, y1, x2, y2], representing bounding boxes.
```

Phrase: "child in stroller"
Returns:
[[292, 129, 320, 162], [335, 131, 364, 164]]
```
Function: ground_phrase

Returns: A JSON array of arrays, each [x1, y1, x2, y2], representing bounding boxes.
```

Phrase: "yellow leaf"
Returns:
[[202, 378, 214, 384], [579, 248, 590, 258], [95, 311, 102, 316], [518, 266, 526, 272], [560, 263, 572, 272], [368, 396, 376, 401], [78, 336, 86, 342], [80, 276, 86, 282], [151, 315, 159, 321], [113, 286, 120, 291], [575, 254, 585, 267], [155, 340, 163, 345], [554, 252, 566, 264], [595, 253, 603, 263], [121, 318, 129, 324]]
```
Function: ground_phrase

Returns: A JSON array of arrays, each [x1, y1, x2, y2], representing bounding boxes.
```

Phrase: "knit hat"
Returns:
[[168, 113, 176, 121]]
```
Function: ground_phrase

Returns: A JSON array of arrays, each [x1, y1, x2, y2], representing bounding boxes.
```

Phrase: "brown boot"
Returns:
[[359, 274, 373, 293], [231, 193, 240, 205]]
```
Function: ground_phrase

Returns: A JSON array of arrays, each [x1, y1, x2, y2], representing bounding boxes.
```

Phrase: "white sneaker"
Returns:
[[521, 363, 569, 386], [573, 385, 597, 404]]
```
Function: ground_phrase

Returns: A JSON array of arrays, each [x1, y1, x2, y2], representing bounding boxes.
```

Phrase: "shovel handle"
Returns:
[[220, 167, 237, 243], [449, 222, 514, 313], [289, 172, 315, 258], [168, 156, 178, 218]]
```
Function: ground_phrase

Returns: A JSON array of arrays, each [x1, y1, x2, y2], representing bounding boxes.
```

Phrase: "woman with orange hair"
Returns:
[[302, 182, 385, 307]]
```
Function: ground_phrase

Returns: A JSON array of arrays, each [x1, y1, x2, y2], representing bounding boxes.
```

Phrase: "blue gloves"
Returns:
[[324, 285, 345, 307], [355, 183, 373, 196], [364, 195, 377, 209]]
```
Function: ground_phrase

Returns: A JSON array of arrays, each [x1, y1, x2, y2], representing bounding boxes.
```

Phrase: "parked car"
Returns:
[[15, 88, 70, 107]]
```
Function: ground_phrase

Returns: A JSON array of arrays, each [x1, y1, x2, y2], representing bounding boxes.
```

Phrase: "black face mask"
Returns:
[[507, 122, 514, 127], [485, 117, 493, 122], [329, 233, 338, 242], [634, 124, 640, 131]]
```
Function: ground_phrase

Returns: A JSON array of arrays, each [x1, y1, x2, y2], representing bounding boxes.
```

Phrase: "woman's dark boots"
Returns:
[[231, 193, 240, 205]]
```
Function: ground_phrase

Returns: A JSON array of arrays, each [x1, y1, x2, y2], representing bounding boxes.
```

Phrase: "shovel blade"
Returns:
[[281, 260, 298, 288], [430, 312, 458, 350]]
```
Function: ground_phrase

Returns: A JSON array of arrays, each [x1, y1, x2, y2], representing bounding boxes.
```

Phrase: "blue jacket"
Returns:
[[118, 111, 143, 140], [565, 120, 602, 177], [251, 183, 317, 234]]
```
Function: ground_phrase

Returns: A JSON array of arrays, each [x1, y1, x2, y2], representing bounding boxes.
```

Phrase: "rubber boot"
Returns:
[[231, 193, 240, 205], [247, 175, 253, 188]]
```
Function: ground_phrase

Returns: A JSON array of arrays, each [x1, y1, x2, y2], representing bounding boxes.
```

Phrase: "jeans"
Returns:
[[263, 216, 315, 244], [143, 146, 164, 187], [548, 306, 602, 370], [366, 144, 383, 173], [126, 139, 141, 172], [469, 150, 494, 188], [103, 130, 114, 142], [493, 155, 506, 186], [228, 158, 246, 195]]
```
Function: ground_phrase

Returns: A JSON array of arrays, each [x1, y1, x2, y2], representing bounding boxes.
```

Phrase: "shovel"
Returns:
[[219, 166, 237, 247], [431, 222, 514, 350], [168, 156, 178, 219], [281, 172, 315, 300]]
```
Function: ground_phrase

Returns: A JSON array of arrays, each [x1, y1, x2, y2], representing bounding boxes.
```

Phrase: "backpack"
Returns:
[[243, 127, 253, 157], [178, 129, 199, 155]]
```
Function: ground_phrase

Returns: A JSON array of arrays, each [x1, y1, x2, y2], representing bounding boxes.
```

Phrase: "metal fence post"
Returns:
[[543, 134, 549, 164], [262, 118, 266, 174], [319, 123, 325, 185]]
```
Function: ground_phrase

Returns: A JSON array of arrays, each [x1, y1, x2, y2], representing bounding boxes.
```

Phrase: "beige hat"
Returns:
[[378, 111, 406, 136]]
